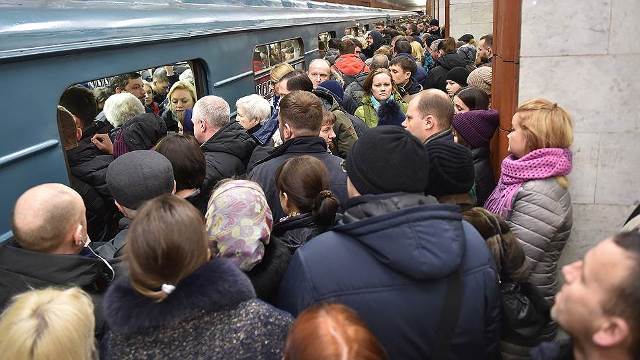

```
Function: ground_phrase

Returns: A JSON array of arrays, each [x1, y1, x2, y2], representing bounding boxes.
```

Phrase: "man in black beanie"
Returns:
[[425, 140, 476, 207], [278, 126, 501, 360]]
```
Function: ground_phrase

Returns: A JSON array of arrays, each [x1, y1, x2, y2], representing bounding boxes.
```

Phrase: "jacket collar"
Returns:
[[424, 127, 454, 144], [104, 258, 255, 334], [255, 136, 327, 166], [0, 240, 114, 289]]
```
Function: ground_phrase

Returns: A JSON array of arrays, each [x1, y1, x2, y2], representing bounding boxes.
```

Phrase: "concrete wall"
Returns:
[[449, 0, 493, 39], [518, 0, 640, 267]]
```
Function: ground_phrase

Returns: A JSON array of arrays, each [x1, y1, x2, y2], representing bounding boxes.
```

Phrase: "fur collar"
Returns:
[[104, 258, 255, 334]]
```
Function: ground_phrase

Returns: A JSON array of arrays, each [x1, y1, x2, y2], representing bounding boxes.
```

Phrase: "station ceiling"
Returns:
[[391, 0, 425, 11]]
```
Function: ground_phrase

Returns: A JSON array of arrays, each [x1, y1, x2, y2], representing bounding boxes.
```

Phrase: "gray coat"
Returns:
[[506, 178, 572, 305]]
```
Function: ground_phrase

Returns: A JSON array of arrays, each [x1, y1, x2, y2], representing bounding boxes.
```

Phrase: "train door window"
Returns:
[[318, 31, 336, 58], [59, 60, 203, 159], [57, 60, 203, 242], [253, 38, 304, 98], [344, 26, 359, 37]]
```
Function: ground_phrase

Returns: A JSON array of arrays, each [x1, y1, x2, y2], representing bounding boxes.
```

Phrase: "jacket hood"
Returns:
[[104, 258, 255, 334], [0, 241, 114, 290], [368, 31, 384, 51], [436, 53, 468, 71], [335, 193, 465, 280], [202, 121, 256, 161], [313, 87, 339, 111], [334, 54, 369, 76]]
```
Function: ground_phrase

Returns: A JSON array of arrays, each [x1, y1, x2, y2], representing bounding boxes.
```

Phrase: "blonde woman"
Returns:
[[410, 41, 424, 64], [485, 98, 573, 340], [161, 80, 197, 133], [0, 287, 96, 360]]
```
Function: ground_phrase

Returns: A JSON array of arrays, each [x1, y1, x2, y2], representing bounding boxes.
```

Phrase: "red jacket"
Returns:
[[333, 54, 369, 77]]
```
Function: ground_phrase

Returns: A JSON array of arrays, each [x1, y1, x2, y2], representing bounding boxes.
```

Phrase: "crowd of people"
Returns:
[[1, 16, 639, 360]]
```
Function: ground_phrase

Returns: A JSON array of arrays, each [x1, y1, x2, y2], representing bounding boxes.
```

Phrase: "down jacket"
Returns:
[[424, 52, 468, 91], [506, 178, 572, 341], [506, 178, 572, 305], [278, 193, 501, 360]]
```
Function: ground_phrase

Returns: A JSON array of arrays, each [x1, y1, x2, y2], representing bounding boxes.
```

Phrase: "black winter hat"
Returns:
[[446, 67, 470, 87], [458, 34, 474, 43], [424, 140, 475, 196], [346, 126, 429, 195]]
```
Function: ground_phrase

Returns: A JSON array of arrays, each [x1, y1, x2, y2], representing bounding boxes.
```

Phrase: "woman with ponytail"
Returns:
[[273, 155, 340, 253], [484, 98, 573, 342], [102, 195, 292, 360]]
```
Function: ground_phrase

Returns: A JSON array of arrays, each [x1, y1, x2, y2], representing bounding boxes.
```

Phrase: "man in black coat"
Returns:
[[192, 96, 257, 196], [248, 91, 348, 221], [0, 184, 117, 339]]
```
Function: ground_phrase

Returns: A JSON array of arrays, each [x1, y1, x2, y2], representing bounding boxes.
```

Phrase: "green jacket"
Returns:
[[354, 94, 408, 128]]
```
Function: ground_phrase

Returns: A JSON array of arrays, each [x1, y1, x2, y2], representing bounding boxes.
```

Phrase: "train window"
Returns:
[[318, 31, 336, 58], [59, 60, 202, 149], [253, 38, 304, 98], [344, 26, 358, 36]]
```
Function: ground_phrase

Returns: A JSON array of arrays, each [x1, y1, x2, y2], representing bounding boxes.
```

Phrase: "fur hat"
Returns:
[[467, 66, 492, 96], [346, 126, 429, 195], [377, 99, 406, 127], [205, 180, 273, 272]]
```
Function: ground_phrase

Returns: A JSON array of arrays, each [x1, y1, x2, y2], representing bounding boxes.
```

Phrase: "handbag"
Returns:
[[500, 279, 550, 345]]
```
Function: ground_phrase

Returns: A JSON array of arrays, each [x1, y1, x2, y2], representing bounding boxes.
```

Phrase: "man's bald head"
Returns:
[[12, 184, 86, 253], [416, 89, 455, 130], [307, 59, 331, 88]]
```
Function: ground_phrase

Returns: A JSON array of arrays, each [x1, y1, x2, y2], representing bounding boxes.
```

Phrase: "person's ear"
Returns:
[[76, 127, 83, 141], [424, 115, 434, 130], [284, 123, 293, 139], [72, 224, 85, 247], [280, 191, 290, 213], [593, 317, 630, 348], [172, 180, 177, 194]]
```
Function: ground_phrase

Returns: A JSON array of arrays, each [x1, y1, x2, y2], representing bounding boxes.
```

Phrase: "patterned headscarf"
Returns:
[[205, 180, 273, 271]]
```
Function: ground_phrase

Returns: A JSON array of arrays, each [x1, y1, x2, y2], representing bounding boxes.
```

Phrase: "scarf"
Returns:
[[371, 96, 381, 112], [484, 148, 572, 218]]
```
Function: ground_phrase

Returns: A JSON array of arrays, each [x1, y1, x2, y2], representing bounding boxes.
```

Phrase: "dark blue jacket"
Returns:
[[248, 136, 348, 221], [278, 193, 501, 360]]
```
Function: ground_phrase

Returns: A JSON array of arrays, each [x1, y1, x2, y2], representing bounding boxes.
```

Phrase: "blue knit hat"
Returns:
[[319, 80, 344, 102]]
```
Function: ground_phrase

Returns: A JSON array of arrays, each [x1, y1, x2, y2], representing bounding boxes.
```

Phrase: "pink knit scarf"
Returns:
[[484, 148, 572, 218]]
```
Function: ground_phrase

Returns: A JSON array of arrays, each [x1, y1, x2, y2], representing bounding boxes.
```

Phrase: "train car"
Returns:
[[0, 0, 414, 241]]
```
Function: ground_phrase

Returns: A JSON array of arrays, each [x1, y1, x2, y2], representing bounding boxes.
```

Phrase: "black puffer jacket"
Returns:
[[66, 138, 113, 198], [424, 53, 468, 91], [271, 213, 323, 253], [0, 240, 117, 339], [201, 121, 257, 196], [472, 147, 497, 207]]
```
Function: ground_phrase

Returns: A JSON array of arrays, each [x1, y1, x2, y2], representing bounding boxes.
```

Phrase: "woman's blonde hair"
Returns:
[[167, 80, 197, 111], [410, 41, 424, 64], [515, 98, 574, 152], [0, 287, 95, 360]]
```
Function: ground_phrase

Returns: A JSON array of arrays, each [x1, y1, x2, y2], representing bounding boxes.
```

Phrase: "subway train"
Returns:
[[0, 0, 414, 241]]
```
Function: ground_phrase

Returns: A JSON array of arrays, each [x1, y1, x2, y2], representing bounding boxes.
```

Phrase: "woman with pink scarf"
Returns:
[[484, 98, 573, 342]]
